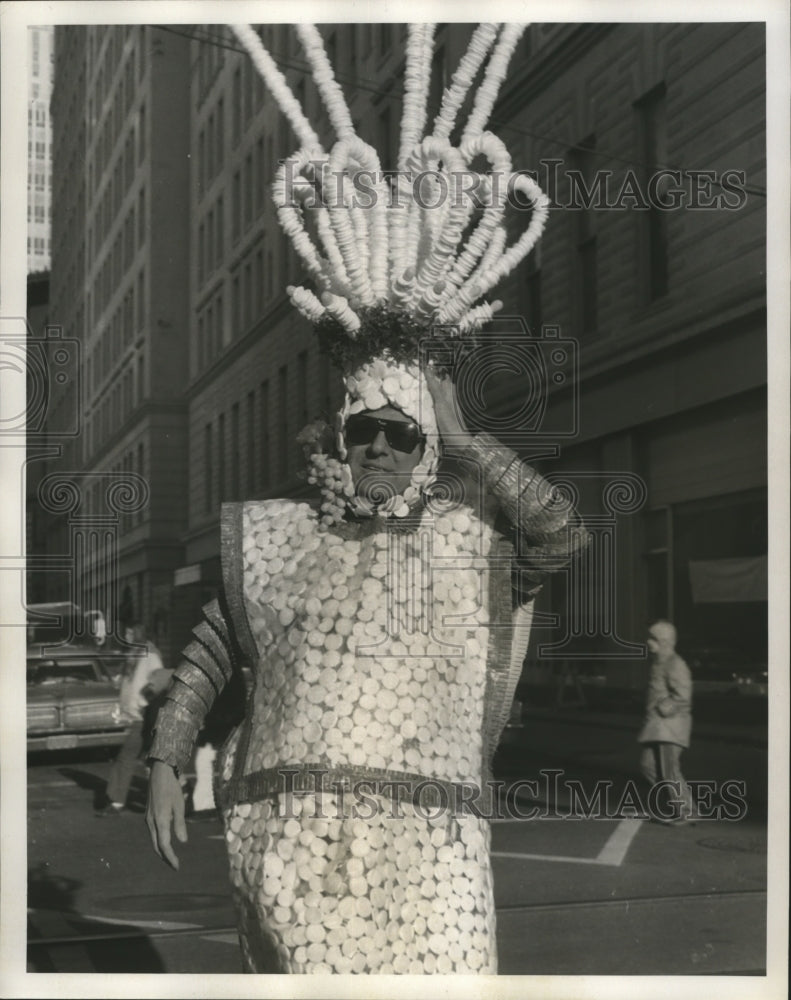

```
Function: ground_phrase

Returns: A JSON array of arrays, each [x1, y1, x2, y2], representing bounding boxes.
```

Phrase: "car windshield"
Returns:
[[27, 661, 104, 685]]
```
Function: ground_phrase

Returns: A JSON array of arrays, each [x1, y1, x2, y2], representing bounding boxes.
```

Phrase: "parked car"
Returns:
[[27, 645, 129, 752], [685, 646, 768, 697]]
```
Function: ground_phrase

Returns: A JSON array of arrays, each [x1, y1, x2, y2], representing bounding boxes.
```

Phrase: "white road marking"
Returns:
[[595, 817, 643, 865], [492, 818, 644, 867], [492, 850, 604, 865], [28, 779, 78, 788]]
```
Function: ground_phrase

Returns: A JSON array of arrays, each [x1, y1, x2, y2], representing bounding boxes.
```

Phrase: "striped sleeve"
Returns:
[[466, 432, 590, 593], [148, 598, 235, 774]]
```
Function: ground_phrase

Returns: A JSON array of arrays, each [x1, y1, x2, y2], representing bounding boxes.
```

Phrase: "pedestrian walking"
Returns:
[[638, 620, 696, 824], [97, 623, 170, 816], [146, 21, 589, 973]]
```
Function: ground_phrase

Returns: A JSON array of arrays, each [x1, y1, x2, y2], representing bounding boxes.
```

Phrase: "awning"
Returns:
[[688, 555, 767, 603]]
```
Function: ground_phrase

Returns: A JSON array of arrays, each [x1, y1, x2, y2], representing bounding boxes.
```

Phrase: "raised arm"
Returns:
[[425, 368, 589, 596]]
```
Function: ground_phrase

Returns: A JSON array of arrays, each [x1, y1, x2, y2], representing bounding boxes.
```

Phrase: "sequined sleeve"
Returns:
[[148, 598, 235, 774], [465, 431, 589, 591]]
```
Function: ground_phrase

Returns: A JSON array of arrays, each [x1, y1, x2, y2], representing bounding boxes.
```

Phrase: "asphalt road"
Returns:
[[19, 711, 771, 984]]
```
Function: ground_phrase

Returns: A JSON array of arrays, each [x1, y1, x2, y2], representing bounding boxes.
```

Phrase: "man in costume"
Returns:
[[147, 22, 589, 973], [638, 620, 696, 824]]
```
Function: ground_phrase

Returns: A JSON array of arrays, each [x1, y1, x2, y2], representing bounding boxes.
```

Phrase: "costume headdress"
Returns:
[[231, 23, 549, 525]]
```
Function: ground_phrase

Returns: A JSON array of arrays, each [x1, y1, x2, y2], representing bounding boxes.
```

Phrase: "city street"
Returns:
[[23, 710, 769, 979]]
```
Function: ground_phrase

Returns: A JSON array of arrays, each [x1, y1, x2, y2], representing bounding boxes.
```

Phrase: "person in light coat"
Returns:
[[638, 620, 695, 823]]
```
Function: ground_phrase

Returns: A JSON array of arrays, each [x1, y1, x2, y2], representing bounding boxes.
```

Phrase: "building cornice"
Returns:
[[87, 399, 187, 470]]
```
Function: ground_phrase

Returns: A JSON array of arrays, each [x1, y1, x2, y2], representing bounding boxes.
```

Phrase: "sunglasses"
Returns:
[[345, 414, 426, 453]]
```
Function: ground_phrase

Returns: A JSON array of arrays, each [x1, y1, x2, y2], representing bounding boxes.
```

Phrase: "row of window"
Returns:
[[27, 236, 50, 254], [89, 107, 144, 248], [90, 269, 145, 394], [90, 190, 145, 323], [81, 442, 146, 529], [203, 358, 310, 512], [27, 203, 51, 223], [88, 357, 145, 461], [196, 238, 298, 375]]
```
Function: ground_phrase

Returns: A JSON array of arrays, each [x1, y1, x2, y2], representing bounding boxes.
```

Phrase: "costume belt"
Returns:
[[216, 761, 495, 817]]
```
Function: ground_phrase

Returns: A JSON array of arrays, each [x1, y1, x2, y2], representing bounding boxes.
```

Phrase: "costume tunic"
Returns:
[[150, 442, 587, 973]]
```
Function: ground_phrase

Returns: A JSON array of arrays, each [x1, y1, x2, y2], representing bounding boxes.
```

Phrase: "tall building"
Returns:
[[48, 26, 191, 658], [45, 22, 766, 676], [28, 25, 54, 272]]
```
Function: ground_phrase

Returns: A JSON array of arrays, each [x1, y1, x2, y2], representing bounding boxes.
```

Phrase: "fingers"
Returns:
[[173, 797, 188, 846], [145, 795, 183, 870]]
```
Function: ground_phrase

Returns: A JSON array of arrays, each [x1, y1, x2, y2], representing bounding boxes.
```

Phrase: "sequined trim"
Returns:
[[221, 501, 261, 802]]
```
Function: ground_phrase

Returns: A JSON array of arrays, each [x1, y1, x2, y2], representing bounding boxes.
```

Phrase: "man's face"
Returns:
[[345, 406, 425, 502]]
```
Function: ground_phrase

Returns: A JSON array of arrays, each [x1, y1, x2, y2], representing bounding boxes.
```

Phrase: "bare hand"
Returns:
[[424, 367, 472, 447], [146, 760, 188, 870]]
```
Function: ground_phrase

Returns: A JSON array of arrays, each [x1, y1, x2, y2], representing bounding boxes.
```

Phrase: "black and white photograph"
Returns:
[[0, 1, 788, 996]]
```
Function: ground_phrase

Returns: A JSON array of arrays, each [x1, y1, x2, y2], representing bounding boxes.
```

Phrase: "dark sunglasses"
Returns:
[[345, 414, 426, 453]]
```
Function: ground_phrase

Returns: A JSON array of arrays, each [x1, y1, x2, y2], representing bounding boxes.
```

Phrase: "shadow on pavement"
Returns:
[[27, 862, 165, 972]]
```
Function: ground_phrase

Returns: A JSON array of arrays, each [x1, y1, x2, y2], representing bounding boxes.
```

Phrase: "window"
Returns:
[[215, 293, 223, 355], [244, 260, 252, 329], [247, 390, 256, 495], [137, 102, 145, 164], [216, 98, 225, 170], [232, 274, 240, 334], [568, 136, 598, 335], [198, 128, 206, 194], [232, 171, 240, 241], [244, 153, 253, 228], [521, 244, 542, 334], [255, 248, 264, 316], [380, 23, 392, 56], [243, 57, 253, 123], [278, 365, 288, 481], [297, 351, 308, 425], [232, 67, 241, 144], [207, 111, 215, 179], [136, 268, 145, 330], [216, 195, 224, 263], [260, 380, 270, 489], [636, 84, 669, 302], [207, 208, 215, 273], [255, 137, 264, 214], [231, 402, 240, 500], [138, 186, 145, 246], [136, 442, 145, 524], [204, 423, 213, 512], [218, 412, 226, 502]]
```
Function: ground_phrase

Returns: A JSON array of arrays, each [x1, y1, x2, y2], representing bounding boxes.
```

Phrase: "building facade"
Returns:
[[47, 26, 191, 658], [28, 25, 54, 272], [44, 22, 766, 676]]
